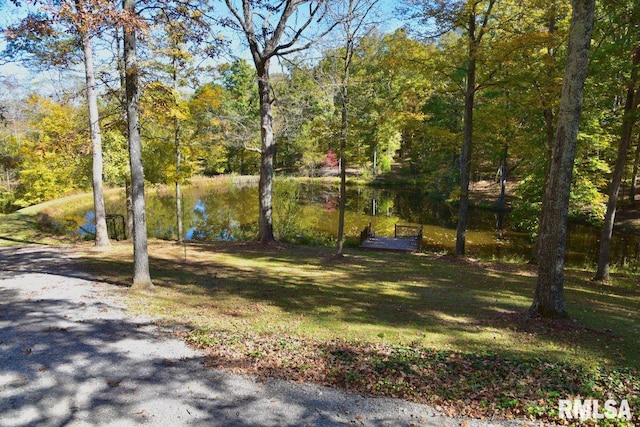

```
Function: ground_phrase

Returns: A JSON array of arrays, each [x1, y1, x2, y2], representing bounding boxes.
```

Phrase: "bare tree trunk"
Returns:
[[455, 17, 476, 256], [533, 6, 559, 264], [594, 46, 639, 281], [630, 134, 640, 205], [175, 178, 183, 242], [175, 135, 183, 242], [498, 144, 507, 207], [173, 67, 184, 244], [222, 0, 340, 245], [336, 84, 348, 256], [257, 65, 275, 244], [529, 0, 595, 318], [124, 0, 153, 289], [336, 7, 357, 257], [78, 13, 109, 248]]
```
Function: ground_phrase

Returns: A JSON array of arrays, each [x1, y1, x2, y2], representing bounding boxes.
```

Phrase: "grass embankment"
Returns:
[[64, 240, 639, 425], [0, 210, 71, 246], [0, 190, 122, 246]]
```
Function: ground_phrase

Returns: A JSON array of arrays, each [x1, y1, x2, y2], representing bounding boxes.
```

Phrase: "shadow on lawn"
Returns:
[[156, 244, 638, 366]]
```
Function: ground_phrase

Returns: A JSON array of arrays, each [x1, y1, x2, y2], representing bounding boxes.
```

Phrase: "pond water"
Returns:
[[62, 177, 640, 268]]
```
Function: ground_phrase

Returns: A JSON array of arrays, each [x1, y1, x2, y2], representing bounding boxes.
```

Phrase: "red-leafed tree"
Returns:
[[322, 149, 339, 168]]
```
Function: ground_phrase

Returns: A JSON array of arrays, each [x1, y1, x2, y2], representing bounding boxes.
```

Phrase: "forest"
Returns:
[[0, 0, 638, 307]]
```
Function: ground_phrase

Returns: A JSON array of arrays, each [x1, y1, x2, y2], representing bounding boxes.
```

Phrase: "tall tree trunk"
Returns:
[[257, 64, 275, 244], [336, 16, 356, 257], [532, 5, 559, 263], [455, 14, 477, 256], [175, 173, 183, 242], [124, 0, 153, 289], [336, 84, 348, 256], [79, 21, 109, 248], [498, 144, 507, 207], [630, 134, 640, 205], [594, 46, 639, 281], [173, 67, 183, 244], [529, 0, 595, 318]]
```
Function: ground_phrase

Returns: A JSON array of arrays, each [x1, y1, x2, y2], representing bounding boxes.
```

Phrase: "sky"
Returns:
[[0, 0, 406, 95]]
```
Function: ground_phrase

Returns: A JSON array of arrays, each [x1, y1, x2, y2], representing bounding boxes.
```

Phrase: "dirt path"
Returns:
[[0, 245, 535, 427]]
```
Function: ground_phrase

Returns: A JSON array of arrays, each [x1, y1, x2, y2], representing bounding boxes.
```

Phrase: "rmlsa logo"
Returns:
[[558, 399, 632, 421]]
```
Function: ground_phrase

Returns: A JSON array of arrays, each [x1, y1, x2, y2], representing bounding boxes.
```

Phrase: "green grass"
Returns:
[[0, 190, 119, 246], [0, 210, 71, 246], [70, 241, 638, 424], [77, 241, 639, 370], [2, 194, 639, 424]]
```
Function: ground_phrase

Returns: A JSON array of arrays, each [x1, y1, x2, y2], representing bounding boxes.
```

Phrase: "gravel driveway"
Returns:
[[0, 245, 535, 427]]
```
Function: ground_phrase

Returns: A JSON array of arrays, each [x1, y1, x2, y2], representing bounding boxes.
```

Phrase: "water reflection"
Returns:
[[186, 198, 239, 241], [59, 179, 640, 268]]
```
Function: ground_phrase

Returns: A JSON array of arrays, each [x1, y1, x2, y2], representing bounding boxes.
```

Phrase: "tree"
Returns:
[[187, 82, 228, 174], [14, 95, 87, 206], [3, 0, 119, 247], [332, 0, 379, 256], [218, 59, 261, 174], [75, 0, 111, 247], [594, 65, 639, 282], [403, 0, 499, 256], [0, 78, 28, 209], [222, 0, 337, 244], [529, 0, 595, 318], [123, 0, 154, 289], [453, 0, 497, 257], [594, 36, 640, 281], [141, 0, 221, 243]]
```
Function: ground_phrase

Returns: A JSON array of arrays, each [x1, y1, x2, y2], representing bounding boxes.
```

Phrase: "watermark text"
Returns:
[[558, 399, 631, 422]]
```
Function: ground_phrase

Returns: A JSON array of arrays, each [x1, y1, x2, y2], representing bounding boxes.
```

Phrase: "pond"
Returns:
[[60, 177, 640, 268]]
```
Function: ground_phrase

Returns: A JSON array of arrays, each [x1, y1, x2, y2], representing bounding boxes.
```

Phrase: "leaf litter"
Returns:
[[184, 329, 639, 426]]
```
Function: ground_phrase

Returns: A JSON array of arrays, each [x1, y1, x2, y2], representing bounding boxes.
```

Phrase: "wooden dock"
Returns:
[[359, 224, 423, 253]]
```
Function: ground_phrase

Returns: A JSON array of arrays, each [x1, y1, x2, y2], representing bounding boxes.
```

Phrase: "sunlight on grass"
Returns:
[[431, 313, 473, 324], [75, 240, 637, 373], [4, 190, 638, 425]]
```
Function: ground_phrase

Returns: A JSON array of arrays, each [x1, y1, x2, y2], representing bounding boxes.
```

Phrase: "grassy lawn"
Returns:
[[2, 202, 638, 424], [66, 240, 639, 425], [0, 191, 118, 246], [0, 210, 71, 246]]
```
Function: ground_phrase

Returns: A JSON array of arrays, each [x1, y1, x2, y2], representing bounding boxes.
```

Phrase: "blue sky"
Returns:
[[0, 0, 406, 93]]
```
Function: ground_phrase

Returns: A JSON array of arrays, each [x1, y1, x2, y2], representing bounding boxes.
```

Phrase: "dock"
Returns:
[[359, 223, 423, 253]]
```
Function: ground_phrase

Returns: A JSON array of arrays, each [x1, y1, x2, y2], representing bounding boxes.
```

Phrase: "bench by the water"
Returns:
[[359, 223, 423, 253]]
